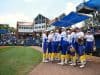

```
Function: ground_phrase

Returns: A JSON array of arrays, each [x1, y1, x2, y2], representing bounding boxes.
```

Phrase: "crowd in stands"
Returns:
[[0, 34, 42, 46]]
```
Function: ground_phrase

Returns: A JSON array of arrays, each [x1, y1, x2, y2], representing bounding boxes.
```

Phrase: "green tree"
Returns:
[[0, 24, 9, 29], [9, 27, 16, 33]]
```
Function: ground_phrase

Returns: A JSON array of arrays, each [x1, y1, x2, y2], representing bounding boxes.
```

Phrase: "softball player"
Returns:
[[42, 31, 48, 63], [85, 30, 95, 62], [52, 30, 61, 61], [58, 28, 69, 65], [85, 31, 95, 55], [65, 30, 72, 64], [75, 28, 86, 68], [48, 31, 54, 61], [68, 29, 77, 66], [77, 37, 86, 68]]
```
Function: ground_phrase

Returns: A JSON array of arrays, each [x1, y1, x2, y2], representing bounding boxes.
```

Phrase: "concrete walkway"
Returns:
[[29, 46, 100, 75]]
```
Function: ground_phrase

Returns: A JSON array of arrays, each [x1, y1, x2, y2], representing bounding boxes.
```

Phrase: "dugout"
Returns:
[[93, 32, 100, 57]]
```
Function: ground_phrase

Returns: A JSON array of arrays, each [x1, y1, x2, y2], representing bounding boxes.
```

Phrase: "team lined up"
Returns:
[[42, 28, 96, 68]]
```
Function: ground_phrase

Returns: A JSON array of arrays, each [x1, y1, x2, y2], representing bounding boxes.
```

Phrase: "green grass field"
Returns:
[[0, 46, 42, 75]]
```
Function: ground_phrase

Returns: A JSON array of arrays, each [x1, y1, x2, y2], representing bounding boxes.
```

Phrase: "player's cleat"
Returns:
[[64, 59, 68, 64], [79, 64, 85, 68], [70, 63, 76, 66], [58, 62, 64, 65], [42, 60, 49, 63]]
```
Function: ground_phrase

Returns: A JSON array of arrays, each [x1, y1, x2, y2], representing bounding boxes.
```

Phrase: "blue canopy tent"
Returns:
[[52, 12, 90, 27], [85, 0, 100, 11], [0, 29, 9, 34], [51, 20, 70, 27], [76, 0, 100, 14]]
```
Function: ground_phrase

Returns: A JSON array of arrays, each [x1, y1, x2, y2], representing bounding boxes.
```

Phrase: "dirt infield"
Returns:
[[0, 46, 9, 49], [29, 46, 100, 75]]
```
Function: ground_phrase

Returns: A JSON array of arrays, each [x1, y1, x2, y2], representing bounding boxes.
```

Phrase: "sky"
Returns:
[[0, 0, 85, 28]]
